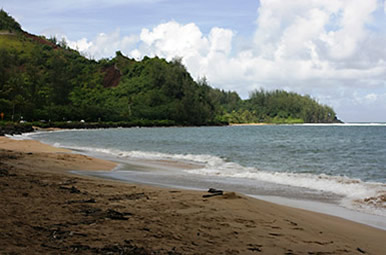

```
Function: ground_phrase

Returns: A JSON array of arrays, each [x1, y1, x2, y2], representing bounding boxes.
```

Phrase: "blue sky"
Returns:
[[2, 0, 386, 122], [3, 0, 259, 39]]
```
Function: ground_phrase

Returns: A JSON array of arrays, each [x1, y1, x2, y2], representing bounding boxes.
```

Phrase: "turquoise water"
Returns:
[[27, 124, 386, 217]]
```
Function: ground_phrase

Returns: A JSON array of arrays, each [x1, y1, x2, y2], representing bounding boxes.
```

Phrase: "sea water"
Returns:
[[23, 124, 386, 226]]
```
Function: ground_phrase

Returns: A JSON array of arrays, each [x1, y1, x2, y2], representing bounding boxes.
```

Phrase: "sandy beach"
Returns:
[[1, 136, 385, 254]]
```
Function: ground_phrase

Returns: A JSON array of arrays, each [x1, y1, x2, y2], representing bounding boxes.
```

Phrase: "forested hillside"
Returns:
[[223, 89, 338, 124], [0, 10, 340, 125]]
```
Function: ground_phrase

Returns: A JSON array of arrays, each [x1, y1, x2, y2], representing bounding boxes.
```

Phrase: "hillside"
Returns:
[[0, 9, 21, 32], [0, 9, 340, 125]]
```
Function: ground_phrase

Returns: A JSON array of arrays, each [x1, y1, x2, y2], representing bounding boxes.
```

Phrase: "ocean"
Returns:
[[21, 124, 386, 227]]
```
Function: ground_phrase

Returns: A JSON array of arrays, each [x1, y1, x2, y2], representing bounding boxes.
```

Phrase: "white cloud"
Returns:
[[125, 0, 385, 92], [66, 29, 138, 59], [254, 0, 378, 61], [129, 21, 236, 89], [67, 38, 92, 52], [61, 0, 386, 121], [138, 21, 210, 59]]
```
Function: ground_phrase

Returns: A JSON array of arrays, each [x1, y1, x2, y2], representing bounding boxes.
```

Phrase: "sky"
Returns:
[[2, 0, 386, 122]]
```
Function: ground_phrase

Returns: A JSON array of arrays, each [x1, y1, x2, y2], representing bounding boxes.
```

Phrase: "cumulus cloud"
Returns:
[[251, 0, 382, 80], [66, 29, 138, 59], [137, 21, 211, 59], [128, 21, 236, 89], [62, 0, 386, 121], [123, 0, 385, 94]]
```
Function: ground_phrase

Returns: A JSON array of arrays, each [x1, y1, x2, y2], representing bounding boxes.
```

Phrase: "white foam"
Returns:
[[186, 162, 386, 216], [58, 145, 223, 166], [5, 132, 35, 140], [30, 141, 386, 217]]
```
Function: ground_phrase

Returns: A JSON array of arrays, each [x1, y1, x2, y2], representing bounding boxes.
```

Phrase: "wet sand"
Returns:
[[0, 137, 385, 254]]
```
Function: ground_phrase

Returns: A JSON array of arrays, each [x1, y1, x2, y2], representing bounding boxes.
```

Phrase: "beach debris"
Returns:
[[357, 247, 366, 254], [59, 185, 81, 194], [208, 188, 222, 193], [247, 247, 262, 252], [203, 188, 223, 198]]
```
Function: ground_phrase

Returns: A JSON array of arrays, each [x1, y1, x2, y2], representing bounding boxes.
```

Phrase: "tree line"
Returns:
[[0, 9, 340, 125]]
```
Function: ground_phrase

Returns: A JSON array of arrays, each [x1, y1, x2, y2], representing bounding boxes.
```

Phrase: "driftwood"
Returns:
[[202, 188, 223, 198]]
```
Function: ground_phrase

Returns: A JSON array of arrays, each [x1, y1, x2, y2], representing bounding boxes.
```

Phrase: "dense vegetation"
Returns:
[[223, 89, 337, 124], [0, 10, 21, 32], [0, 10, 340, 125]]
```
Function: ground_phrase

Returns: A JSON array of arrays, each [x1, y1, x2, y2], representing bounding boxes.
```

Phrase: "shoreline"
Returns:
[[73, 162, 386, 231], [1, 136, 385, 254], [6, 131, 386, 223]]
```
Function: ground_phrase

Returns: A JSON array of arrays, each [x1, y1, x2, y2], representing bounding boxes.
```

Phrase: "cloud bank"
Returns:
[[66, 0, 386, 122]]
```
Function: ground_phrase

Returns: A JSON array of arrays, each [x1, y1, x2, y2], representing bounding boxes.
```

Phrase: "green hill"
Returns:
[[0, 9, 341, 125], [0, 8, 21, 32]]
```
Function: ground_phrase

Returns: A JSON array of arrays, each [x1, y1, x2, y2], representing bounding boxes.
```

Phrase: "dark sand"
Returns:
[[1, 137, 385, 254]]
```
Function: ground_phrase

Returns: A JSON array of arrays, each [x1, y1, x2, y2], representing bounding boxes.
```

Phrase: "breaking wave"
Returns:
[[50, 143, 386, 216]]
